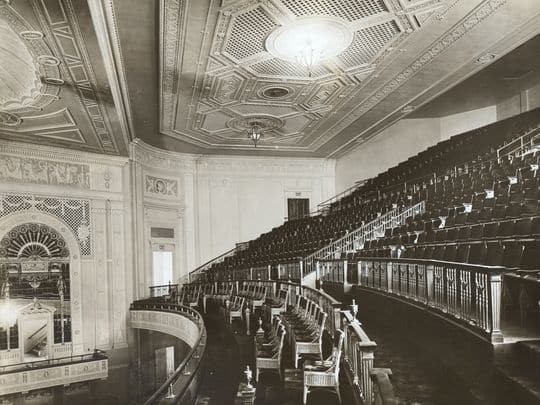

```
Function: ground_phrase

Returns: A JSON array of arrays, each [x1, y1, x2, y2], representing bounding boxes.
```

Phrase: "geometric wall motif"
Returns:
[[0, 222, 70, 258], [0, 194, 92, 256]]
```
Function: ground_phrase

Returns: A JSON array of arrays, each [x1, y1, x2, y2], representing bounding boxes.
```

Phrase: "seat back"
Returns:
[[333, 330, 345, 384]]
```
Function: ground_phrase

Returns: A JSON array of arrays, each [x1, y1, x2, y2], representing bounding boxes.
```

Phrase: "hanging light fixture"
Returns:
[[295, 44, 324, 77], [266, 17, 353, 77], [247, 122, 263, 147]]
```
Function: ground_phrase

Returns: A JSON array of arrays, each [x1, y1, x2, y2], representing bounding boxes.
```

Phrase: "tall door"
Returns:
[[154, 345, 175, 388], [151, 243, 174, 286], [287, 198, 310, 220]]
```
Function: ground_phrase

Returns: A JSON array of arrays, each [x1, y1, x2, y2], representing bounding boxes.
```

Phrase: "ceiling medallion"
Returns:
[[228, 115, 283, 132], [262, 87, 290, 99], [0, 111, 22, 126], [265, 16, 354, 76]]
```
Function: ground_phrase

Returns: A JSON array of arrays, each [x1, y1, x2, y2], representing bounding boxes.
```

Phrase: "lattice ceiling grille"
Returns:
[[250, 57, 329, 78], [279, 0, 388, 21], [224, 6, 278, 61], [339, 21, 401, 68]]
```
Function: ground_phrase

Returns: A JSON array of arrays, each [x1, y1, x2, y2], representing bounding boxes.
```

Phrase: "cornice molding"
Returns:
[[131, 138, 199, 172], [88, 0, 136, 147], [132, 137, 335, 176], [0, 139, 128, 167]]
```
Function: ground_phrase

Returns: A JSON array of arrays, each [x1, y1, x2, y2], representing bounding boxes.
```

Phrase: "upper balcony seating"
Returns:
[[264, 287, 289, 319], [199, 108, 540, 280], [238, 282, 267, 310]]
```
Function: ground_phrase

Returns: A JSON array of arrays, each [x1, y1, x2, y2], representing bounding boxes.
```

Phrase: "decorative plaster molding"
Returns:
[[130, 309, 200, 347], [131, 138, 198, 172], [0, 5, 61, 113], [309, 0, 508, 151], [160, 0, 187, 131], [0, 155, 90, 189], [145, 175, 179, 197], [31, 0, 119, 154], [0, 357, 108, 396], [88, 0, 135, 147], [0, 138, 128, 167]]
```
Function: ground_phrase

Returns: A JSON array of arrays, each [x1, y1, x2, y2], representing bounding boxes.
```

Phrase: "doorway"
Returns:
[[287, 198, 310, 220], [152, 243, 174, 286]]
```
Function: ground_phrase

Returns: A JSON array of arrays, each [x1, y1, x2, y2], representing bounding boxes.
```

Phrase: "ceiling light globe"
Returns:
[[266, 17, 353, 67]]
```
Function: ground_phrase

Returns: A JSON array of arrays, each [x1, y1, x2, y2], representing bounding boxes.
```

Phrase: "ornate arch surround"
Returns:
[[0, 211, 83, 354]]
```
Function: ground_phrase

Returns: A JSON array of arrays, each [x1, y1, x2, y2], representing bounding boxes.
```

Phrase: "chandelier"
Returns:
[[266, 17, 353, 77], [295, 44, 324, 77], [247, 122, 263, 147]]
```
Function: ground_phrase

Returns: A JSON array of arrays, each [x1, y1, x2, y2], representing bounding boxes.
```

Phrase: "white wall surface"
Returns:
[[130, 140, 335, 295], [439, 105, 497, 140], [335, 106, 498, 193]]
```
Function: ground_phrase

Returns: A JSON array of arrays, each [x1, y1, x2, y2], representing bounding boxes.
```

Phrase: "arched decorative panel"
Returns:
[[0, 223, 70, 258], [0, 194, 91, 256]]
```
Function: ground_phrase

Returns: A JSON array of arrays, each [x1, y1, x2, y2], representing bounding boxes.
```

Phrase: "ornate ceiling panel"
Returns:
[[158, 0, 540, 156], [0, 0, 131, 156]]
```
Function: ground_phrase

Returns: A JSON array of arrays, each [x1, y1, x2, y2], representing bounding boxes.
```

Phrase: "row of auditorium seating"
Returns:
[[202, 108, 540, 278], [372, 217, 540, 247], [357, 240, 540, 271]]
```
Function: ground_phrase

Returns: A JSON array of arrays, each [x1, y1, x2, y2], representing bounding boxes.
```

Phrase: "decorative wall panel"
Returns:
[[145, 175, 178, 197], [0, 194, 92, 256], [0, 155, 90, 189]]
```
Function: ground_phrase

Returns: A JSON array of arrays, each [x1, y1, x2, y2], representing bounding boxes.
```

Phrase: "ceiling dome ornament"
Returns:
[[265, 16, 354, 76], [0, 18, 42, 111], [0, 7, 62, 115]]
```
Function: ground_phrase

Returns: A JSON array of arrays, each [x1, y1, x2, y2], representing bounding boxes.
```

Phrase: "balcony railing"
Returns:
[[186, 278, 397, 405], [0, 351, 108, 396], [303, 201, 426, 276], [130, 300, 207, 404], [149, 283, 178, 298], [319, 257, 509, 343]]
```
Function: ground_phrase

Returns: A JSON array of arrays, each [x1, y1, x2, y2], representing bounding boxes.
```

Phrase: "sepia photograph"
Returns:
[[0, 0, 539, 404]]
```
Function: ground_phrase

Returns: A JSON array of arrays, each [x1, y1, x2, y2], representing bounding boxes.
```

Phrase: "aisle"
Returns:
[[363, 320, 485, 405], [195, 312, 243, 405]]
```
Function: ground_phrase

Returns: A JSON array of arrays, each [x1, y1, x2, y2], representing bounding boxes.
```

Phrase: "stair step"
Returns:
[[495, 365, 540, 405]]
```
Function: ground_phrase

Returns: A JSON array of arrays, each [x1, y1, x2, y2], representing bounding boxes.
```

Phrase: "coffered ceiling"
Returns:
[[1, 0, 540, 158], [0, 0, 131, 156]]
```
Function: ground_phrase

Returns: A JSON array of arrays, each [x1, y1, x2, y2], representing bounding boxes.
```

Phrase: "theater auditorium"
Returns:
[[0, 0, 539, 404]]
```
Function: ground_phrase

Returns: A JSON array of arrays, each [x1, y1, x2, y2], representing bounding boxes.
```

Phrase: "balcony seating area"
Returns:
[[353, 149, 540, 275], [181, 280, 373, 405], [198, 107, 540, 281]]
